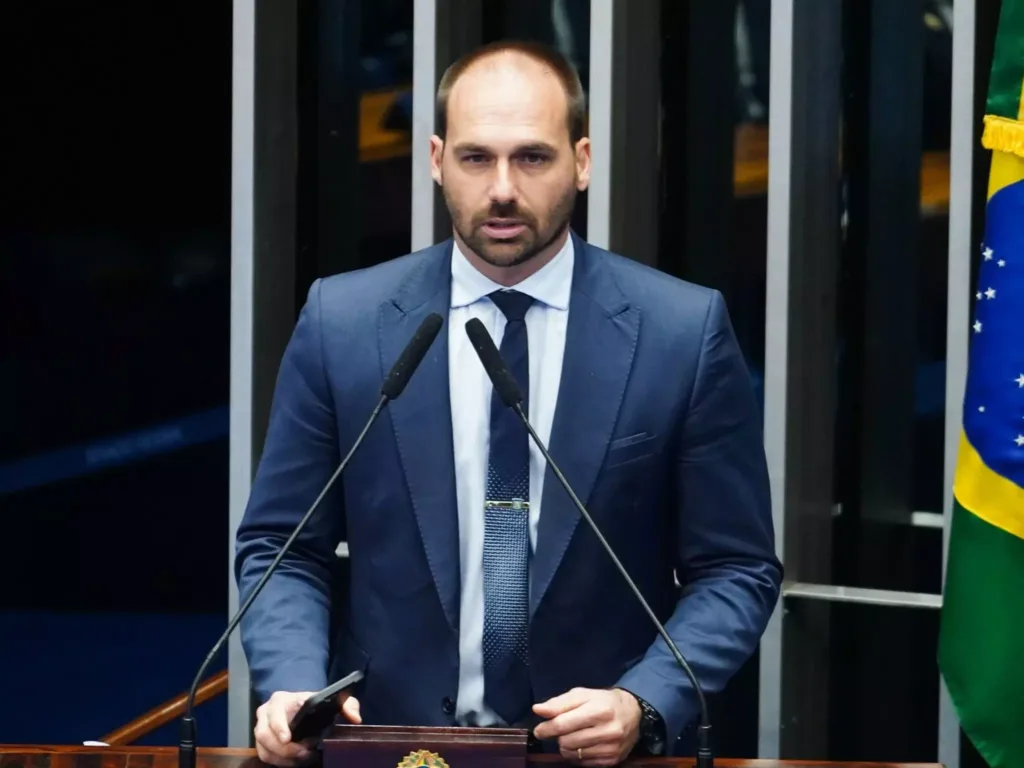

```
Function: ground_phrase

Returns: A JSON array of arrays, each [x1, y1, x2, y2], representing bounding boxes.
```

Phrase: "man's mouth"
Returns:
[[480, 219, 527, 240]]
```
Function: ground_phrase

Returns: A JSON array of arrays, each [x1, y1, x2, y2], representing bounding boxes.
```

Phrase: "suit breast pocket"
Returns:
[[604, 432, 658, 469]]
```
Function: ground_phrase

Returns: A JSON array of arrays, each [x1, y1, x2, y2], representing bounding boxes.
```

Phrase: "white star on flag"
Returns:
[[1016, 374, 1024, 388], [1016, 435, 1024, 448], [974, 321, 983, 333], [998, 259, 1006, 267], [983, 247, 994, 260], [985, 288, 997, 299]]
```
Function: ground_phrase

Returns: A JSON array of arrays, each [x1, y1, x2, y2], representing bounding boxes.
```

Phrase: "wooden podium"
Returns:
[[324, 724, 528, 768], [0, 742, 943, 768]]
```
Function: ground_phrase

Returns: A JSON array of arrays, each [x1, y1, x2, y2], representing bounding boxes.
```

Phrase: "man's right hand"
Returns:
[[254, 690, 362, 766]]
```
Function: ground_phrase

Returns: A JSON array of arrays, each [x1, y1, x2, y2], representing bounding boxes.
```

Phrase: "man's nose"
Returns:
[[489, 160, 517, 203]]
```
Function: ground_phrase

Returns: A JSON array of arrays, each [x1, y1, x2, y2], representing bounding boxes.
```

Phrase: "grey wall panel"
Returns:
[[228, 0, 299, 746], [759, 0, 843, 758], [228, 0, 256, 746], [939, 0, 976, 765], [587, 0, 660, 264]]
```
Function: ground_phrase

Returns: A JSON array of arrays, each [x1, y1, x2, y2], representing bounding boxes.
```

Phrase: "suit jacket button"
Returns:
[[442, 697, 456, 715]]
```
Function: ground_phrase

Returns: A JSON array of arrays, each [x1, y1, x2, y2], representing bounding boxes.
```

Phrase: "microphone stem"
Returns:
[[179, 717, 196, 768], [178, 393, 388, 768], [513, 403, 713, 763], [697, 724, 713, 768]]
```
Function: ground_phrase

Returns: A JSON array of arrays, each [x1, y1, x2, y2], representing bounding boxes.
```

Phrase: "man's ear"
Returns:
[[574, 137, 592, 192], [429, 135, 444, 185]]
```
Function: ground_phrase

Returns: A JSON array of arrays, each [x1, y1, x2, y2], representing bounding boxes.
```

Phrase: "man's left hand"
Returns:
[[532, 688, 641, 766]]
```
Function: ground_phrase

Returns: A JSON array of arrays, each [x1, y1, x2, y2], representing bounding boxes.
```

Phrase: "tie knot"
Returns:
[[490, 290, 534, 322]]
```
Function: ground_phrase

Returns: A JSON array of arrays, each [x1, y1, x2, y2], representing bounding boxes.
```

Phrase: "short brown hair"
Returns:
[[435, 40, 587, 145]]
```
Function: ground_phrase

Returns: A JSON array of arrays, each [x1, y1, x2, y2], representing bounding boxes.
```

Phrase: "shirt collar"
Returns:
[[450, 233, 574, 311]]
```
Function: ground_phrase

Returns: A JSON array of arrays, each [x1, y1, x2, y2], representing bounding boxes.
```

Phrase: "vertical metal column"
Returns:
[[586, 0, 614, 252], [758, 0, 792, 753], [939, 0, 976, 763], [228, 0, 299, 746], [759, 0, 843, 758], [587, 0, 660, 265], [411, 0, 481, 251], [228, 0, 256, 746], [412, 0, 441, 252]]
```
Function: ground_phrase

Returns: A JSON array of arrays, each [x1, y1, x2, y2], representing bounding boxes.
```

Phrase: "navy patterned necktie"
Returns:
[[483, 289, 534, 725]]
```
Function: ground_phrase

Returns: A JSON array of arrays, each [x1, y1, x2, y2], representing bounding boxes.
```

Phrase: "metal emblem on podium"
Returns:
[[397, 749, 450, 768]]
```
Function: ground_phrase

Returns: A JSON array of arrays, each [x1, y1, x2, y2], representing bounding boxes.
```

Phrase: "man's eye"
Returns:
[[521, 153, 547, 165]]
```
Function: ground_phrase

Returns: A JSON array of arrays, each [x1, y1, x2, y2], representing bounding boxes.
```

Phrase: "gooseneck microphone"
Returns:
[[178, 312, 444, 768], [464, 317, 713, 768]]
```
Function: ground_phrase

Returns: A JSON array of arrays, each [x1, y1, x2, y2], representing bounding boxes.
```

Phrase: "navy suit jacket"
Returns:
[[235, 233, 782, 752]]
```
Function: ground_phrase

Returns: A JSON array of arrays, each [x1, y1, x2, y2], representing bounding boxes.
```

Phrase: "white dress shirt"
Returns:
[[448, 234, 574, 726]]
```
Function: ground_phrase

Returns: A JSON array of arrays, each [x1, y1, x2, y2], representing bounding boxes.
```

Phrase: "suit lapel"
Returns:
[[530, 235, 640, 617], [379, 242, 461, 632]]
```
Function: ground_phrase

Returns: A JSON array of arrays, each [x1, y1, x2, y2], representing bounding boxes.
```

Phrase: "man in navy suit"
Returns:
[[236, 40, 781, 767]]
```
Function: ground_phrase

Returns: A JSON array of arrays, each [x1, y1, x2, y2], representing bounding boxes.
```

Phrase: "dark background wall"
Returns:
[[0, 1, 233, 745]]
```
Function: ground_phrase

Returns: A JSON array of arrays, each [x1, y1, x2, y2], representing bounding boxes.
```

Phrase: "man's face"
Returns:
[[430, 55, 591, 270]]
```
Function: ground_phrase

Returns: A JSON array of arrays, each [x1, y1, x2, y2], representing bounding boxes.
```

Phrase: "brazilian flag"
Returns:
[[937, 2, 1024, 767]]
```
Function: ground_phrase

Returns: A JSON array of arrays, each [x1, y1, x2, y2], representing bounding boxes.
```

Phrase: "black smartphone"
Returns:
[[287, 669, 365, 743]]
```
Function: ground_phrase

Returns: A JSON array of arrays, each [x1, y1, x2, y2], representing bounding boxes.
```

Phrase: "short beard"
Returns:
[[444, 184, 577, 269]]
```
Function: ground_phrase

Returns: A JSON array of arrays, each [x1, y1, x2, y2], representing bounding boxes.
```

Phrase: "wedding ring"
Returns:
[[577, 748, 583, 760]]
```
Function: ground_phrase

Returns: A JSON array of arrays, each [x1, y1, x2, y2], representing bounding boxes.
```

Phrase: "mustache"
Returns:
[[474, 203, 535, 226]]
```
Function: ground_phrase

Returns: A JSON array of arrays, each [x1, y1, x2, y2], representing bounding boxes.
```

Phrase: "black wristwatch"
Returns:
[[629, 693, 666, 755]]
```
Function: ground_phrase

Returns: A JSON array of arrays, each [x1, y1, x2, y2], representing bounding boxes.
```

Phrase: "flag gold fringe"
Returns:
[[982, 114, 1024, 159]]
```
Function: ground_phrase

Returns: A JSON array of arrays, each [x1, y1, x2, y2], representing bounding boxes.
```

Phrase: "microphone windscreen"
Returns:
[[381, 313, 444, 400], [465, 317, 524, 407]]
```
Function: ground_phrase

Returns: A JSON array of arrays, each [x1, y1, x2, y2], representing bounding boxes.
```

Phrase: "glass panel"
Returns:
[[296, 0, 415, 284], [831, 0, 953, 593], [731, 0, 771, 383], [659, 0, 770, 401], [356, 0, 415, 265]]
